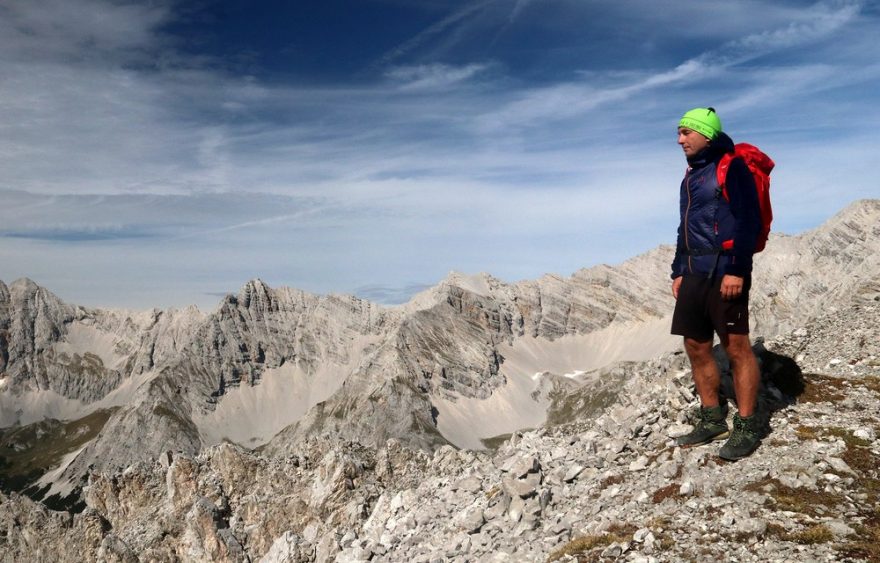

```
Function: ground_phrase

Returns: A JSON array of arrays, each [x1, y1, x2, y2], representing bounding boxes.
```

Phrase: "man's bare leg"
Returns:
[[717, 332, 763, 460], [720, 333, 760, 416], [684, 337, 721, 407], [676, 337, 729, 447]]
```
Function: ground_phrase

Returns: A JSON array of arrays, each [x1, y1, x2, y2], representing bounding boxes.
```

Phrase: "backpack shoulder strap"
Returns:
[[715, 152, 735, 201]]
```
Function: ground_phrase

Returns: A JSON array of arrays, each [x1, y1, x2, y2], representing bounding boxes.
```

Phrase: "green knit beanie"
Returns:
[[679, 107, 722, 139]]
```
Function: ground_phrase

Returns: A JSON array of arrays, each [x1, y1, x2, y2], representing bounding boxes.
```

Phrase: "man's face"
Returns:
[[677, 127, 711, 158]]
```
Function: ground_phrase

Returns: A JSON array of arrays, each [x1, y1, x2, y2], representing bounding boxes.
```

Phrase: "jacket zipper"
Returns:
[[684, 170, 693, 273]]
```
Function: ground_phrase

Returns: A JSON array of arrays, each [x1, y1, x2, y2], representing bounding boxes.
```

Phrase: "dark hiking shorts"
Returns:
[[671, 274, 751, 340]]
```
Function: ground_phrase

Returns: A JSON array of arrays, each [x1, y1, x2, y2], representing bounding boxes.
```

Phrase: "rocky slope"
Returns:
[[0, 199, 878, 516], [1, 270, 877, 561]]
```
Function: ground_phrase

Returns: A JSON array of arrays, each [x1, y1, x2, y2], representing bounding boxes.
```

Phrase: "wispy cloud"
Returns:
[[728, 0, 861, 53], [385, 63, 491, 91], [477, 0, 863, 133], [372, 0, 497, 68], [0, 0, 877, 309], [0, 0, 170, 64], [475, 59, 712, 133]]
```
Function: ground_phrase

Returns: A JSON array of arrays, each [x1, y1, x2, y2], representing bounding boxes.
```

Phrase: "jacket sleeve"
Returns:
[[670, 179, 686, 279], [671, 222, 685, 279], [724, 157, 761, 277]]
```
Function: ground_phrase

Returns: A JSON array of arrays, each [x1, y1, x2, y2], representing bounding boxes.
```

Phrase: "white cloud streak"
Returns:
[[478, 0, 863, 133], [0, 0, 877, 309], [372, 0, 497, 67], [385, 63, 491, 90]]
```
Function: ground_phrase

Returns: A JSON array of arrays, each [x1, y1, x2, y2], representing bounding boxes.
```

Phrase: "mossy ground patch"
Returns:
[[0, 408, 117, 494]]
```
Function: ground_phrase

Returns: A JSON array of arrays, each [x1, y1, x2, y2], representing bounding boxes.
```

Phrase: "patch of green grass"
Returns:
[[795, 420, 880, 559], [0, 408, 117, 493]]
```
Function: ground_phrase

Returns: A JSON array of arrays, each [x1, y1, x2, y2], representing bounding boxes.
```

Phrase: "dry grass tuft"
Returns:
[[795, 425, 820, 440], [766, 523, 833, 545], [744, 477, 842, 516], [545, 522, 644, 561], [484, 485, 502, 500], [825, 426, 872, 448], [788, 524, 834, 545], [606, 522, 637, 537], [794, 424, 871, 447], [546, 534, 618, 562], [600, 474, 624, 488], [652, 483, 680, 504], [798, 374, 848, 403], [839, 507, 880, 561], [858, 375, 880, 396]]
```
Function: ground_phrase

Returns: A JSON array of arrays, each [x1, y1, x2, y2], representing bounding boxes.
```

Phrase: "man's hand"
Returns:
[[720, 274, 744, 300], [672, 276, 682, 300]]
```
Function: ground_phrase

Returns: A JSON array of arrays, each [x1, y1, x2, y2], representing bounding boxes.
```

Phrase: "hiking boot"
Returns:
[[675, 405, 729, 447], [719, 413, 762, 461]]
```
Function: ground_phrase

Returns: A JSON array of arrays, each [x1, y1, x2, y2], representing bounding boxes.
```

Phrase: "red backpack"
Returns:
[[716, 143, 775, 253]]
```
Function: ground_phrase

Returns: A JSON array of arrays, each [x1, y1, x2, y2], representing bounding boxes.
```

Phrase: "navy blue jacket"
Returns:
[[671, 132, 761, 279]]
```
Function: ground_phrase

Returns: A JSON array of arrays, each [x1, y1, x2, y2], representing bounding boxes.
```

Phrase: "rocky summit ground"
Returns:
[[2, 292, 878, 562]]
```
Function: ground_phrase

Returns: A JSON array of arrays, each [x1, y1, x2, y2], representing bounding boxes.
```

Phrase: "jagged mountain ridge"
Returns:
[[0, 237, 677, 463], [750, 198, 880, 335], [0, 199, 878, 505], [2, 262, 877, 562]]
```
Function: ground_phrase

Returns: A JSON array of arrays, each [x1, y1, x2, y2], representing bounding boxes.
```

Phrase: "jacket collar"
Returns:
[[687, 132, 735, 169]]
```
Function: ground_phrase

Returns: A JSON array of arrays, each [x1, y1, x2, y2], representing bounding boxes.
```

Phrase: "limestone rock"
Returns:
[[2, 201, 880, 562]]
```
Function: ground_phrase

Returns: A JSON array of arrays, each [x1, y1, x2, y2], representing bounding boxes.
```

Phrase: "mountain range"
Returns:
[[1, 198, 878, 518]]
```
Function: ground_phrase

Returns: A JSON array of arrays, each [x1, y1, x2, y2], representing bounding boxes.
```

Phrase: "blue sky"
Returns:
[[1, 0, 878, 310]]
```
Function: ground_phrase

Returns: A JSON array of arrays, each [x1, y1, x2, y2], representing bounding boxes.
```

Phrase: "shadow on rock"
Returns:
[[711, 338, 805, 436]]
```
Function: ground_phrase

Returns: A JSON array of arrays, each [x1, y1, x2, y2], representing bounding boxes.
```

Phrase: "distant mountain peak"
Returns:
[[1, 198, 878, 518]]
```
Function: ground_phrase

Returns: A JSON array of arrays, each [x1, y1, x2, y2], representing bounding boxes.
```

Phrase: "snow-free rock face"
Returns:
[[2, 287, 878, 561], [0, 200, 878, 513], [750, 199, 880, 335]]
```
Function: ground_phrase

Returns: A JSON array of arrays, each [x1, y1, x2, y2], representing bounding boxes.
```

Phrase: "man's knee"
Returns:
[[723, 333, 754, 361], [684, 337, 714, 362]]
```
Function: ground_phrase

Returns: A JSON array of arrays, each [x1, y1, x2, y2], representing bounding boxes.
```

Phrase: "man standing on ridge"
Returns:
[[670, 107, 763, 461]]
